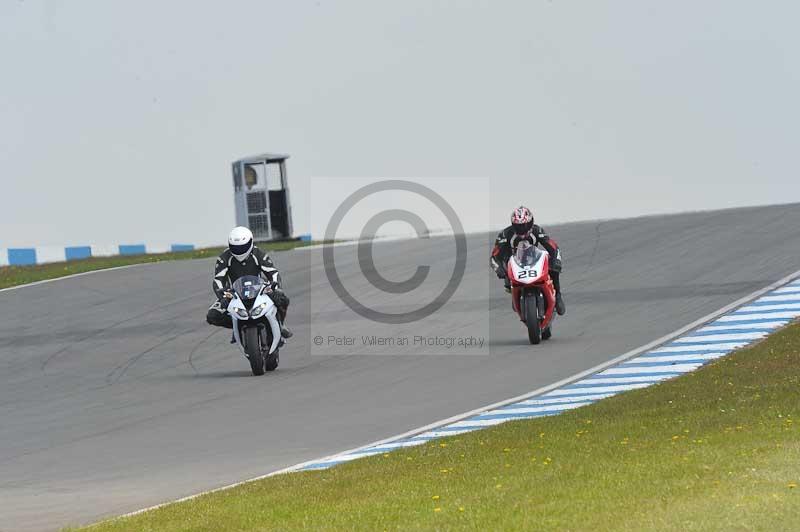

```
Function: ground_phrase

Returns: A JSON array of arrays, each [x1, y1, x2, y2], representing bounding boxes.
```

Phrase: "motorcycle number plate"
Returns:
[[518, 269, 538, 279]]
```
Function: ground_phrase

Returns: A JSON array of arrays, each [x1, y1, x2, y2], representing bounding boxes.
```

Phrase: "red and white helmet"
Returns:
[[510, 206, 534, 236]]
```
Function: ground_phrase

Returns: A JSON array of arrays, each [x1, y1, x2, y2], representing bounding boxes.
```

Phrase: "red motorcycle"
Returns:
[[506, 241, 557, 344]]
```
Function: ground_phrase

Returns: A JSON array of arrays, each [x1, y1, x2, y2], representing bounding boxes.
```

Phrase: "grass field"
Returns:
[[75, 320, 800, 531], [0, 241, 317, 290]]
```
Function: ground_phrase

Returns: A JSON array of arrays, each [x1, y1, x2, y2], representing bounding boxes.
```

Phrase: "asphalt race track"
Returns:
[[2, 203, 800, 531]]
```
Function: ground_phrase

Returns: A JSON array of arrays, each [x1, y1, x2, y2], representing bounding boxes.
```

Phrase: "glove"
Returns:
[[219, 291, 233, 307], [490, 257, 506, 279]]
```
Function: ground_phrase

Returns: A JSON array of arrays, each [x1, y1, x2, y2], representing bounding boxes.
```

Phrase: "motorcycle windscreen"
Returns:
[[514, 241, 542, 266], [232, 275, 264, 308]]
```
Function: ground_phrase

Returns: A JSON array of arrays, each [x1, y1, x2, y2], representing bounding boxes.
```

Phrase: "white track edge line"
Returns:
[[1, 237, 387, 294], [0, 263, 154, 293], [103, 267, 800, 524], [0, 239, 337, 294]]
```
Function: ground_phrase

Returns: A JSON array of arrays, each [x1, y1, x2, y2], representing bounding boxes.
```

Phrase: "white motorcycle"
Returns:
[[227, 275, 282, 375]]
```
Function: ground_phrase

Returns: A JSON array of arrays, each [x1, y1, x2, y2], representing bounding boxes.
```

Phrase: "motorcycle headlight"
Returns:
[[235, 308, 249, 318], [251, 303, 267, 317]]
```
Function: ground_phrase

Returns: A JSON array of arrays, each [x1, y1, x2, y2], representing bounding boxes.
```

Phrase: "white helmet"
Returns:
[[228, 226, 254, 262]]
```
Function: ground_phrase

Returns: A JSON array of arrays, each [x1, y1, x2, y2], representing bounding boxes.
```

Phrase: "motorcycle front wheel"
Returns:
[[243, 326, 265, 375], [524, 294, 542, 345]]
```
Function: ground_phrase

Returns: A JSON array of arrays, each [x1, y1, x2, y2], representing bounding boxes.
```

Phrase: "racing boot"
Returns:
[[555, 291, 566, 316], [280, 324, 293, 339], [503, 278, 511, 294], [230, 331, 237, 344]]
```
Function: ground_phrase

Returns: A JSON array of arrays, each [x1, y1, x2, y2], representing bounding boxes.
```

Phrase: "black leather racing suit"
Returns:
[[490, 224, 563, 295], [205, 247, 289, 329]]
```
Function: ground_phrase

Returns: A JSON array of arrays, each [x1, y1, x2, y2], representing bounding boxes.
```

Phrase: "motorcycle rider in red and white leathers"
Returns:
[[490, 206, 566, 315]]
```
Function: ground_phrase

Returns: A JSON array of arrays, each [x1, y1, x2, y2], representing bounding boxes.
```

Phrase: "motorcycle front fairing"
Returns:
[[507, 243, 549, 287], [507, 243, 556, 326], [227, 276, 282, 355]]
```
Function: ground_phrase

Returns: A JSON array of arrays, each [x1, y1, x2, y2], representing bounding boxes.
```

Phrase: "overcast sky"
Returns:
[[1, 1, 798, 247]]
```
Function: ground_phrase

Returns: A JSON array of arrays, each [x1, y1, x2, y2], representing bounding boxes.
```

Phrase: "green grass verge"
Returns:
[[74, 321, 800, 531], [0, 241, 318, 290]]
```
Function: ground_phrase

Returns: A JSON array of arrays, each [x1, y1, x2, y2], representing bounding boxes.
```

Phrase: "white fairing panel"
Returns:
[[227, 293, 281, 354], [228, 298, 246, 346], [265, 307, 281, 354], [510, 250, 547, 285]]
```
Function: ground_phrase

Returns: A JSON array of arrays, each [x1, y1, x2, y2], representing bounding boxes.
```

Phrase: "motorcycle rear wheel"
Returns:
[[264, 350, 279, 371], [525, 294, 542, 345], [259, 326, 279, 371]]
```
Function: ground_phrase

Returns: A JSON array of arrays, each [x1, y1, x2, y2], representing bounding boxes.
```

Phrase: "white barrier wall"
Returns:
[[0, 243, 198, 266], [0, 235, 312, 267]]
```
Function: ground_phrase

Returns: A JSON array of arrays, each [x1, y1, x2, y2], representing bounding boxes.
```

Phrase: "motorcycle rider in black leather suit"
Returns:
[[206, 226, 293, 339]]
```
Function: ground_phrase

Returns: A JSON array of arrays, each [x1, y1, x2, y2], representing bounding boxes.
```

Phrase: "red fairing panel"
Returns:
[[507, 252, 556, 329]]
